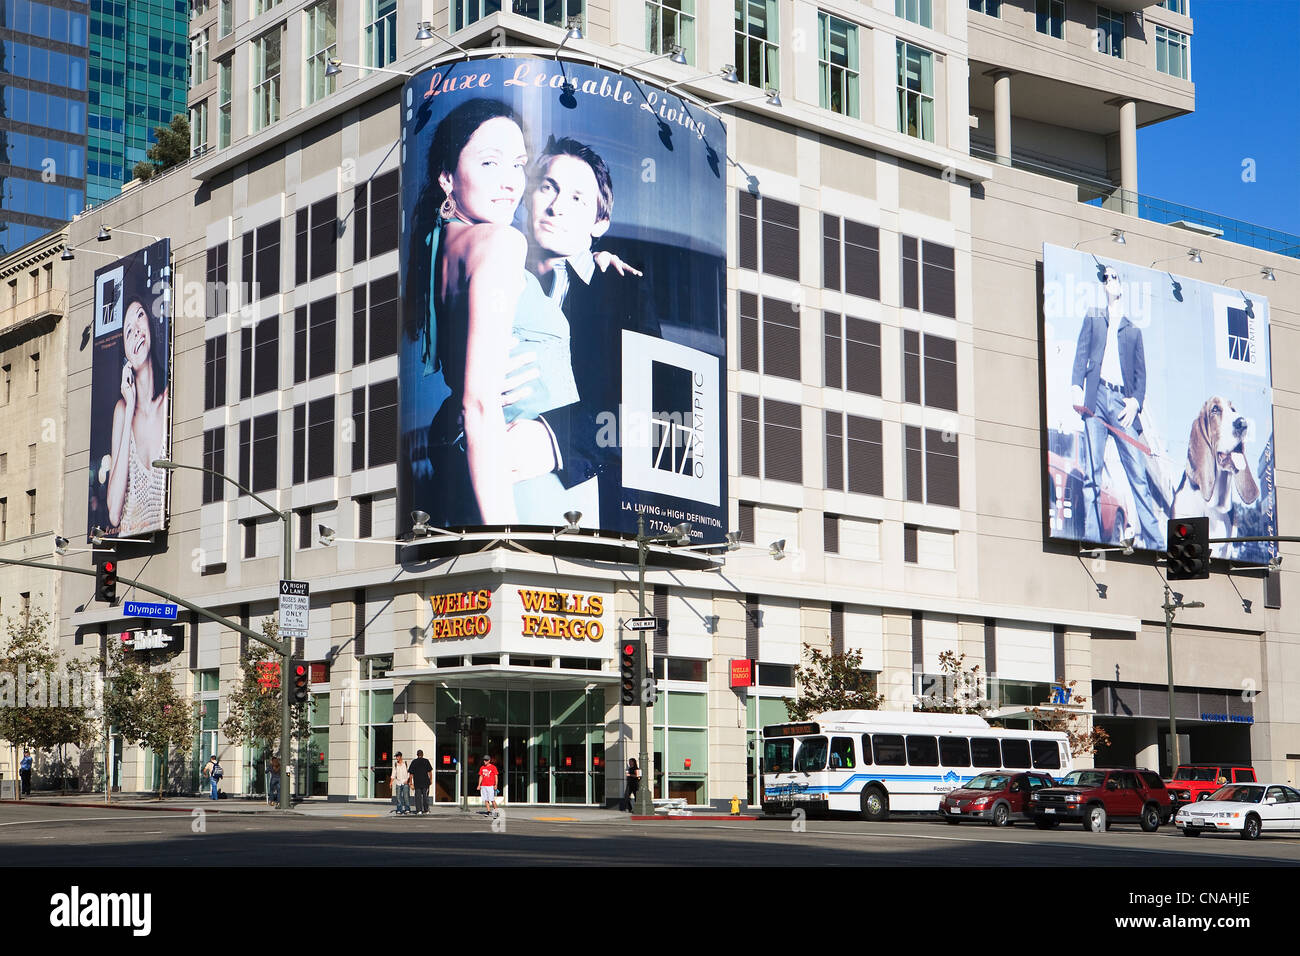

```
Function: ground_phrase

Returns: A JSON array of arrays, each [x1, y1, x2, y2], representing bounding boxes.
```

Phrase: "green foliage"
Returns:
[[132, 113, 190, 181], [783, 643, 883, 721], [1026, 678, 1111, 757], [222, 618, 310, 753], [0, 608, 97, 762], [98, 639, 192, 797], [917, 650, 989, 714]]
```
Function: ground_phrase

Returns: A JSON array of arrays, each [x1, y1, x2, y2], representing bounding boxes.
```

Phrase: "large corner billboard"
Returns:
[[1043, 244, 1277, 563], [398, 58, 727, 543], [86, 239, 172, 539]]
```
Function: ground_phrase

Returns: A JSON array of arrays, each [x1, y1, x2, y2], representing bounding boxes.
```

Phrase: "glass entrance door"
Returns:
[[506, 731, 528, 804], [553, 728, 587, 803]]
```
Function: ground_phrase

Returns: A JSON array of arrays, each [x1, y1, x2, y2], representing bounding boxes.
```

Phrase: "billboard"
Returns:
[[86, 239, 172, 539], [398, 59, 727, 542], [1043, 244, 1277, 563]]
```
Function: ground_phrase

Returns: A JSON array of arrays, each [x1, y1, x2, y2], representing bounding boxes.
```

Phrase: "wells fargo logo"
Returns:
[[518, 590, 605, 641], [428, 589, 492, 639]]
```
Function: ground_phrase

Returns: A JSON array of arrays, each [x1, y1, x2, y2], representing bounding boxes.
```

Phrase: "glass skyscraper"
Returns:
[[87, 0, 189, 206], [0, 0, 90, 255]]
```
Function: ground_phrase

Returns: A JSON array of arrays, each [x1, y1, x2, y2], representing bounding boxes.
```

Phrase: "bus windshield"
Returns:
[[794, 736, 828, 773], [764, 738, 795, 774]]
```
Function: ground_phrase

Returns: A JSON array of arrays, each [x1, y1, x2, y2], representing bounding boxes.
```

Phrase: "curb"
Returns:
[[630, 815, 759, 821], [0, 799, 302, 815]]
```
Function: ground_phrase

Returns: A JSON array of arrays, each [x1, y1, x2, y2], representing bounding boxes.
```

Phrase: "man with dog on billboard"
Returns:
[[1069, 262, 1163, 550]]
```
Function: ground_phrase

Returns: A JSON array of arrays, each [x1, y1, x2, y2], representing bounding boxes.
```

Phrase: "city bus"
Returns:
[[761, 710, 1074, 820]]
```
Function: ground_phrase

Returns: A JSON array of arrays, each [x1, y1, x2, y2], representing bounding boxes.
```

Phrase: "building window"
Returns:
[[293, 296, 337, 383], [0, 498, 6, 540], [220, 0, 233, 37], [737, 191, 799, 280], [239, 412, 280, 494], [969, 0, 1001, 16], [1096, 6, 1124, 58], [0, 453, 7, 473], [904, 426, 959, 507], [26, 489, 36, 535], [353, 170, 399, 262], [204, 336, 227, 410], [255, 0, 284, 14], [202, 428, 226, 504], [241, 220, 281, 301], [242, 518, 256, 558], [825, 411, 883, 496], [364, 0, 397, 70], [739, 395, 802, 484], [251, 27, 283, 132], [304, 2, 337, 106], [738, 294, 800, 381], [293, 397, 335, 483], [824, 314, 881, 396], [646, 0, 695, 65], [896, 41, 935, 142], [1036, 0, 1065, 39], [295, 195, 338, 284], [1155, 25, 1190, 79], [30, 353, 39, 393], [352, 274, 400, 364], [356, 495, 373, 538], [351, 380, 399, 472], [904, 524, 956, 568], [734, 0, 779, 90], [818, 13, 859, 118], [190, 29, 210, 84], [206, 242, 230, 318], [900, 237, 955, 317], [1160, 0, 1187, 14], [190, 101, 209, 155], [822, 215, 880, 300], [1, 365, 8, 404], [896, 0, 932, 29], [902, 331, 957, 411], [239, 317, 279, 400], [218, 58, 232, 148]]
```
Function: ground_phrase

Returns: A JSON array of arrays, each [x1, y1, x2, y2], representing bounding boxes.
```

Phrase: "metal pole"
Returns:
[[280, 515, 292, 810], [1164, 583, 1179, 774], [634, 514, 653, 816]]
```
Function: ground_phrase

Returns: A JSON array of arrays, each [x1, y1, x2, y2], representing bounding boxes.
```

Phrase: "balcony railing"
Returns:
[[972, 144, 1300, 259]]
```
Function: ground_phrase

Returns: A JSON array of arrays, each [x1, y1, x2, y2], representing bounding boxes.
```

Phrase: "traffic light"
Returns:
[[291, 660, 310, 703], [1167, 517, 1210, 581], [620, 638, 642, 706], [95, 560, 117, 604]]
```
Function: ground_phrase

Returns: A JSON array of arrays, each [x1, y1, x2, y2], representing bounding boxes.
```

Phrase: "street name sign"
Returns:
[[123, 601, 178, 620]]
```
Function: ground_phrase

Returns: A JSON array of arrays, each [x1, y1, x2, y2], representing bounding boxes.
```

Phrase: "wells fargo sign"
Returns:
[[518, 590, 605, 642], [428, 589, 493, 639]]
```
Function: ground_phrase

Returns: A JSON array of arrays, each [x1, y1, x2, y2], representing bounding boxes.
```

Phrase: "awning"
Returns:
[[987, 704, 1097, 722], [390, 664, 618, 691]]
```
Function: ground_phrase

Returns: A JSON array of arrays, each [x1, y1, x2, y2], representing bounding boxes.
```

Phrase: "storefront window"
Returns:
[[358, 688, 393, 799], [655, 690, 709, 804], [307, 692, 329, 796], [746, 694, 790, 805]]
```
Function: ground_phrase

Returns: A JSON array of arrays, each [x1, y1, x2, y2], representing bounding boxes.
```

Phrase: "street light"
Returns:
[[620, 45, 688, 73], [710, 89, 782, 109], [325, 57, 417, 79], [153, 457, 294, 809]]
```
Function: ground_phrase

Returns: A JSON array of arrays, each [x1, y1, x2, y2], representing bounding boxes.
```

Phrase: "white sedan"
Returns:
[[1174, 783, 1300, 840]]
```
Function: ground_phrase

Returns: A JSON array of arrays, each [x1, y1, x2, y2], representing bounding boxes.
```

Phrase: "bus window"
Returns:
[[1031, 739, 1060, 770], [830, 737, 855, 769], [939, 737, 971, 767], [970, 737, 1001, 767], [873, 734, 906, 766], [860, 735, 873, 765], [764, 738, 794, 774], [794, 736, 829, 772], [1001, 738, 1031, 769], [906, 735, 939, 767]]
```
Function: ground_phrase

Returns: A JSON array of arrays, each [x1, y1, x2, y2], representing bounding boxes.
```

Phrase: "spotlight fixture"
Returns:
[[620, 45, 689, 74], [318, 525, 337, 547], [1112, 229, 1126, 245], [1269, 554, 1283, 570], [710, 88, 782, 109], [1121, 535, 1135, 556], [725, 531, 741, 551], [96, 226, 111, 242], [769, 539, 786, 561], [54, 536, 70, 555], [410, 511, 431, 536], [1190, 249, 1202, 264], [559, 511, 582, 534], [325, 57, 342, 77], [415, 21, 434, 41], [1262, 267, 1276, 281], [554, 17, 583, 56], [61, 247, 75, 261]]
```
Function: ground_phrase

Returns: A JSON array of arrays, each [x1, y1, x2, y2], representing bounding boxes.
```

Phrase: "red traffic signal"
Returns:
[[1166, 517, 1210, 581], [96, 560, 118, 604], [291, 660, 310, 703], [620, 638, 642, 705]]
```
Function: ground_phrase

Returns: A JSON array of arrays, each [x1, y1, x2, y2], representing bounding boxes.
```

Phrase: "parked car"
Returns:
[[1174, 783, 1300, 840], [1165, 764, 1257, 805], [938, 771, 1057, 827], [1029, 768, 1174, 832]]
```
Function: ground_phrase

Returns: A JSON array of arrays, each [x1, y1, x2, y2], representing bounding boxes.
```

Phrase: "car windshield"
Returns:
[[1059, 770, 1107, 788], [1208, 785, 1262, 803], [794, 737, 828, 773], [764, 739, 795, 774], [962, 773, 1010, 791], [1173, 767, 1220, 781]]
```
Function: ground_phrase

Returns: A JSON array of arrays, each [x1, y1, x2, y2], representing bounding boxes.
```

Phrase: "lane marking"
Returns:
[[533, 817, 579, 822], [0, 815, 183, 828]]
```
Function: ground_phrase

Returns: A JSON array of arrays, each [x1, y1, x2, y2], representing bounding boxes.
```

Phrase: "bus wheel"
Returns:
[[860, 787, 889, 822]]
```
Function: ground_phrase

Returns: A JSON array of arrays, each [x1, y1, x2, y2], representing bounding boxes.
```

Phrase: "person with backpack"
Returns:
[[203, 755, 223, 800]]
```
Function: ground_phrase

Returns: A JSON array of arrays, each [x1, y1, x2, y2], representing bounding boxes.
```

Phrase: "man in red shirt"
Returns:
[[478, 754, 500, 812]]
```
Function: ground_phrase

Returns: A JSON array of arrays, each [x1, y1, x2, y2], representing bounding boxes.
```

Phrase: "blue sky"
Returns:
[[1138, 0, 1300, 237]]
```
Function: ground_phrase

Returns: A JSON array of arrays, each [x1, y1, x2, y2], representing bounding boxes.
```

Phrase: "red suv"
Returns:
[[1029, 768, 1174, 832], [939, 771, 1057, 827], [1165, 765, 1256, 805]]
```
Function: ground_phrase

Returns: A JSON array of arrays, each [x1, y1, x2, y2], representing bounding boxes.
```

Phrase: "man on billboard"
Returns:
[[1069, 263, 1162, 548]]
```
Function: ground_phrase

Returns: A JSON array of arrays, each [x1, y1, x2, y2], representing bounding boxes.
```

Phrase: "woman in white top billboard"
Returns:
[[105, 297, 168, 536]]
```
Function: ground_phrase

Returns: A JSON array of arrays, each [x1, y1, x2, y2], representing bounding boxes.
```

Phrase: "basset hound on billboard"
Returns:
[[1171, 396, 1259, 558]]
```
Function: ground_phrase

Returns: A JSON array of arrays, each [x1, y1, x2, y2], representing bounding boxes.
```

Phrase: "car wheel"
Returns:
[[1181, 828, 1200, 837], [1241, 814, 1261, 841], [992, 802, 1011, 828], [1033, 817, 1059, 830], [1139, 804, 1160, 833], [860, 787, 889, 823], [1086, 805, 1108, 832]]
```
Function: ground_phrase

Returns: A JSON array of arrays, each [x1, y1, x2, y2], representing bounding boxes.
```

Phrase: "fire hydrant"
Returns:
[[730, 795, 741, 815]]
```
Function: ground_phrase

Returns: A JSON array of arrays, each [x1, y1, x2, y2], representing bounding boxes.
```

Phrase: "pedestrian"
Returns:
[[19, 749, 33, 797], [203, 755, 223, 800], [268, 755, 282, 805], [620, 757, 640, 812], [478, 753, 499, 813], [392, 752, 412, 815], [408, 749, 433, 815]]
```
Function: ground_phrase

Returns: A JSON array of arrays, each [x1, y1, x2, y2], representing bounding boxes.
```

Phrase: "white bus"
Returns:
[[761, 710, 1074, 820]]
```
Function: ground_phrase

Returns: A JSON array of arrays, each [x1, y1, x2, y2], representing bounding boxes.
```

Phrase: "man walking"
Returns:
[[392, 752, 412, 815], [477, 753, 499, 814], [408, 749, 433, 815], [202, 755, 222, 800], [19, 750, 33, 797]]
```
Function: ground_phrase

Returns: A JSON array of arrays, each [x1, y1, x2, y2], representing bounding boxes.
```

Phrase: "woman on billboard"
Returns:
[[105, 298, 168, 535], [416, 97, 584, 525]]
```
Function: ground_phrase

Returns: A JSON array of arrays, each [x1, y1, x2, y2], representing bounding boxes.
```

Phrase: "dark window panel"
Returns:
[[351, 386, 367, 472], [292, 403, 306, 484], [738, 190, 758, 271], [295, 208, 309, 286], [924, 334, 958, 411], [843, 220, 880, 300], [240, 229, 254, 301], [370, 171, 400, 257], [255, 220, 280, 299], [353, 183, 368, 262], [738, 501, 755, 543], [243, 520, 256, 559], [903, 329, 921, 405], [309, 296, 337, 379], [824, 513, 839, 554], [357, 496, 373, 538], [238, 418, 251, 494], [761, 297, 800, 381], [761, 198, 800, 282], [202, 427, 225, 504], [763, 398, 803, 484], [310, 195, 338, 280], [739, 394, 760, 478], [738, 292, 759, 373], [901, 235, 919, 310], [823, 311, 842, 390], [293, 306, 308, 384], [254, 317, 278, 395], [239, 326, 253, 401], [844, 317, 881, 396], [252, 411, 278, 493], [926, 427, 960, 507], [822, 213, 841, 290], [308, 396, 334, 480], [368, 379, 398, 466], [921, 240, 956, 318], [352, 283, 368, 366], [825, 410, 843, 491], [846, 415, 883, 497], [905, 425, 924, 503], [299, 509, 313, 549], [368, 274, 400, 360]]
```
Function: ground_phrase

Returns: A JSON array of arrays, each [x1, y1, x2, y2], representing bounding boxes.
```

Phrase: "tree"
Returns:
[[783, 643, 883, 721], [1026, 678, 1111, 757], [917, 650, 989, 715], [99, 639, 192, 798], [132, 113, 190, 182], [0, 607, 98, 792], [222, 618, 311, 778]]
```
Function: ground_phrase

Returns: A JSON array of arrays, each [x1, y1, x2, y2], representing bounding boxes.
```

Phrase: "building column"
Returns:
[[1118, 99, 1138, 216], [1134, 720, 1158, 773], [992, 71, 1012, 166]]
